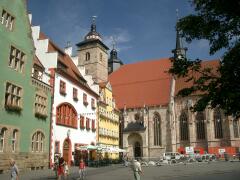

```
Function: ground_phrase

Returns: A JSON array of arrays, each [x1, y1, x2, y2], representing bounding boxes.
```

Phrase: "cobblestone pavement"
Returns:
[[0, 161, 240, 180]]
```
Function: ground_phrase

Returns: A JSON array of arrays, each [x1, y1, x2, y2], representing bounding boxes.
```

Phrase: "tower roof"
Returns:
[[84, 16, 102, 41]]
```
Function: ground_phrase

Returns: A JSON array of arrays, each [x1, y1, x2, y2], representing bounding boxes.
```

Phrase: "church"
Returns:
[[108, 23, 240, 160]]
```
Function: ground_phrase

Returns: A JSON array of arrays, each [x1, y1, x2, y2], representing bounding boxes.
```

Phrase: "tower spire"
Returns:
[[172, 9, 187, 60], [91, 16, 97, 32]]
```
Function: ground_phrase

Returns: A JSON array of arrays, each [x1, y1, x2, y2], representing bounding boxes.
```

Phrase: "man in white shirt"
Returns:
[[131, 159, 143, 180]]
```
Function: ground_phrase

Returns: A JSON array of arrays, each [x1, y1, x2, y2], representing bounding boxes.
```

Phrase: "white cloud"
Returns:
[[103, 28, 132, 51]]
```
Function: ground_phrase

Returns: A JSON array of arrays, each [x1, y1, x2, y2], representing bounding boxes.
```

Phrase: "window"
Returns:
[[80, 116, 85, 129], [85, 52, 90, 61], [11, 130, 17, 152], [56, 103, 77, 128], [1, 9, 15, 31], [0, 128, 6, 152], [83, 93, 88, 106], [86, 118, 90, 130], [100, 53, 103, 61], [73, 88, 78, 101], [9, 46, 25, 72], [91, 98, 96, 109], [31, 131, 44, 152], [5, 82, 22, 111], [54, 141, 60, 153], [35, 94, 47, 119], [153, 113, 161, 146], [180, 112, 189, 141], [196, 112, 206, 140], [233, 119, 240, 138], [92, 120, 96, 131], [214, 109, 223, 139], [59, 80, 66, 95]]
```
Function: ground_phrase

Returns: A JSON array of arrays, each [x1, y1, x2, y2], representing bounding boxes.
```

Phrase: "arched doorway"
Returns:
[[134, 142, 141, 158], [63, 138, 72, 165], [127, 133, 143, 158]]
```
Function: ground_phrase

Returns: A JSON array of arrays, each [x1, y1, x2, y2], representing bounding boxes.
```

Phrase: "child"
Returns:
[[79, 159, 86, 180]]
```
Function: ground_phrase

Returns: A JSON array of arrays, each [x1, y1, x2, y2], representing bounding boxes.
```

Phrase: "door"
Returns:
[[63, 139, 70, 164], [134, 142, 141, 158]]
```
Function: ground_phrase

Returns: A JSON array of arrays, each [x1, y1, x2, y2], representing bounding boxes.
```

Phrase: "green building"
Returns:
[[0, 0, 51, 173]]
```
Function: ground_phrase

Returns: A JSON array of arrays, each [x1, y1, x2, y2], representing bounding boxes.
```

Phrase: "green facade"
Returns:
[[0, 0, 51, 172]]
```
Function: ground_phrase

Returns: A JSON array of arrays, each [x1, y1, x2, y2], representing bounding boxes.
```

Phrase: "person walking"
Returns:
[[57, 157, 65, 180], [79, 159, 86, 180], [131, 159, 143, 180], [10, 159, 19, 180]]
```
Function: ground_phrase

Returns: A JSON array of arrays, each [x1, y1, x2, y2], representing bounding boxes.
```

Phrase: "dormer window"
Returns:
[[86, 52, 90, 61]]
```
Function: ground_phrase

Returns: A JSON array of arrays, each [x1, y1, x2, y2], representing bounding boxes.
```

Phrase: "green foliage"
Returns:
[[170, 0, 240, 117]]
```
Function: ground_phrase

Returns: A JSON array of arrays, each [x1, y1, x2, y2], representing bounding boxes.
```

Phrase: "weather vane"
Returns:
[[92, 15, 97, 24], [111, 36, 117, 49]]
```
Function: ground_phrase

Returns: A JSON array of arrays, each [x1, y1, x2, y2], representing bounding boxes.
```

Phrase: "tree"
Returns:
[[169, 0, 240, 117]]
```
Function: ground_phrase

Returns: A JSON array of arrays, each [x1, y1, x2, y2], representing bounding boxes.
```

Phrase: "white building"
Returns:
[[32, 25, 99, 166]]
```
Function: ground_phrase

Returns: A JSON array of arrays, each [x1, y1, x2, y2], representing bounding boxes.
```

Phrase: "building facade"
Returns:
[[98, 82, 120, 159], [109, 59, 173, 160], [31, 25, 98, 166], [0, 0, 51, 172]]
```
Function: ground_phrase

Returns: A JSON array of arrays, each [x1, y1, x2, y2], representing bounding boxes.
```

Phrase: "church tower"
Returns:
[[108, 43, 123, 74], [76, 17, 109, 83]]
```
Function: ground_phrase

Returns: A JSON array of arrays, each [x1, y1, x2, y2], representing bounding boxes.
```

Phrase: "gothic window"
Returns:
[[100, 53, 103, 61], [85, 52, 90, 61], [31, 131, 44, 152], [196, 112, 206, 140], [180, 112, 189, 141], [214, 109, 223, 139], [56, 103, 77, 128], [11, 129, 17, 152], [0, 128, 7, 152], [233, 119, 240, 138], [153, 113, 161, 146]]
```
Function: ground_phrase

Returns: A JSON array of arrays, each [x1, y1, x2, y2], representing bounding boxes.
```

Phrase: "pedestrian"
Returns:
[[131, 158, 143, 180], [10, 158, 19, 180], [57, 157, 65, 180], [79, 159, 86, 180], [64, 161, 69, 179]]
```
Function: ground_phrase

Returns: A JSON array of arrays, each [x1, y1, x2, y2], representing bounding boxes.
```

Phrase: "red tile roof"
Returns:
[[175, 59, 220, 96], [108, 58, 172, 109]]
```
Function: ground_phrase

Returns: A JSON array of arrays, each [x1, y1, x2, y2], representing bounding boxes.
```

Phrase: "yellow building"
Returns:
[[97, 82, 120, 160]]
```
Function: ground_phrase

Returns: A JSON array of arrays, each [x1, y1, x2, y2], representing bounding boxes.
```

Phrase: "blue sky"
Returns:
[[28, 0, 224, 64]]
